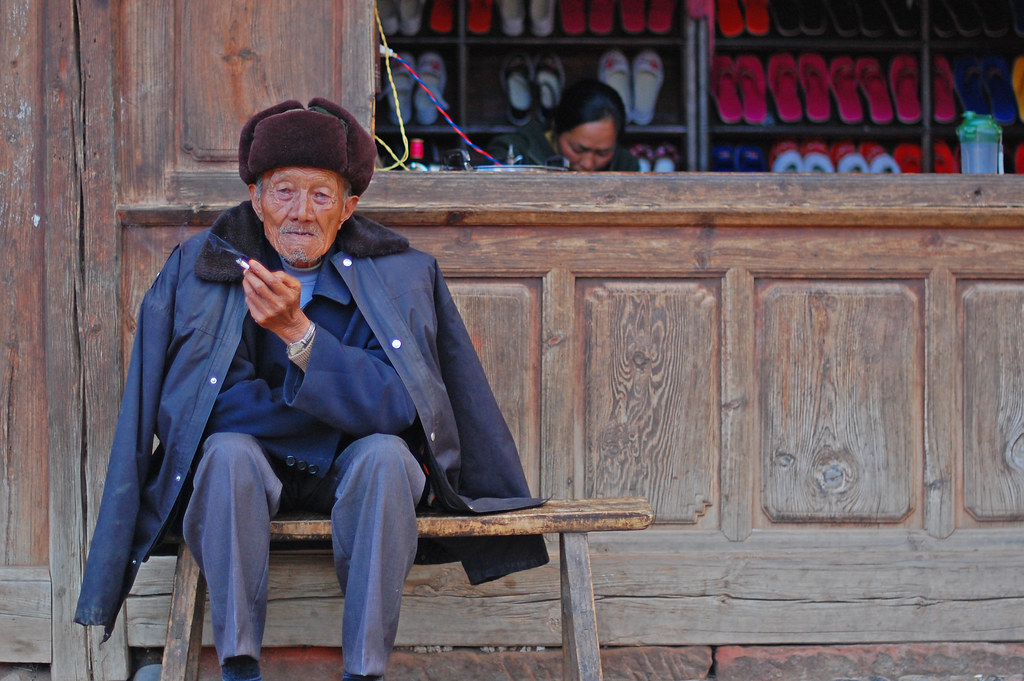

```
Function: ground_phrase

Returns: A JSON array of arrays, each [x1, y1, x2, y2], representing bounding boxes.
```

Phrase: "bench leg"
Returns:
[[160, 542, 206, 681], [559, 532, 602, 681]]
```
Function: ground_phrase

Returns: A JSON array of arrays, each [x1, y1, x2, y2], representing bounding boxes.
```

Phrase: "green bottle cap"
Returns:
[[957, 111, 1002, 143]]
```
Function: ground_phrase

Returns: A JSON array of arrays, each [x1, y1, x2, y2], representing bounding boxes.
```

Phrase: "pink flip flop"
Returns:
[[620, 0, 646, 33], [798, 53, 831, 123], [648, 0, 677, 33], [589, 0, 615, 33], [712, 55, 743, 123], [856, 56, 894, 124], [889, 54, 921, 124], [768, 52, 802, 123], [932, 54, 957, 123], [735, 54, 767, 124], [830, 56, 863, 124], [560, 0, 586, 34]]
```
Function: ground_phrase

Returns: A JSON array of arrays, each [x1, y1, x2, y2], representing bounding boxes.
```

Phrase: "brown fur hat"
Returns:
[[238, 98, 376, 196]]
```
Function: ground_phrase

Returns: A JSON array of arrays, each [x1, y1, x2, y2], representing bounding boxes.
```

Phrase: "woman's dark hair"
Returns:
[[552, 79, 628, 137]]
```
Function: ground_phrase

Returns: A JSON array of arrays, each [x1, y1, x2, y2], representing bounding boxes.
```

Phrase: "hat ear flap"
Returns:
[[238, 100, 304, 184]]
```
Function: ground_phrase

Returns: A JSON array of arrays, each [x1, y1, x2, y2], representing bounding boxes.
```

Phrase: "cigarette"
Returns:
[[236, 257, 250, 271]]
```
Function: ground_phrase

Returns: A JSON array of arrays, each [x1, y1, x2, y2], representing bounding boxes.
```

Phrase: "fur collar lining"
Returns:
[[195, 201, 409, 282]]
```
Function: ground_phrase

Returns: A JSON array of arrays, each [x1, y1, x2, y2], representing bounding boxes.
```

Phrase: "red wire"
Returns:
[[390, 53, 502, 164]]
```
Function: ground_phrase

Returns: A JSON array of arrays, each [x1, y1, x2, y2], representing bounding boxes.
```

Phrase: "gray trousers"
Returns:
[[182, 432, 425, 677]]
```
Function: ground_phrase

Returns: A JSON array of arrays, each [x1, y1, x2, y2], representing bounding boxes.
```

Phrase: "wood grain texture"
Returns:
[[266, 497, 654, 539], [582, 281, 717, 523], [962, 282, 1024, 520], [450, 282, 542, 493], [758, 281, 922, 524]]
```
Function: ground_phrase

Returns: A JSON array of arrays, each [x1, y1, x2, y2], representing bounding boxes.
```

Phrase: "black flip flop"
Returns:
[[975, 0, 1011, 37], [931, 0, 956, 38], [823, 0, 860, 37], [855, 0, 890, 37], [799, 0, 828, 35], [880, 0, 918, 36], [940, 0, 982, 37], [770, 0, 802, 36]]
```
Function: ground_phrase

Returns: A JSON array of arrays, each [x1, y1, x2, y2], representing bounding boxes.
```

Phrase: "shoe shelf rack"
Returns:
[[375, 0, 1023, 173], [707, 0, 1024, 173], [376, 0, 699, 169]]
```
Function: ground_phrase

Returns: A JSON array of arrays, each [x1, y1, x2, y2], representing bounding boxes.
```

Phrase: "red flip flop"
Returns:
[[467, 0, 494, 33], [717, 0, 744, 36], [429, 0, 455, 32], [934, 140, 958, 173], [768, 53, 802, 123], [560, 0, 586, 34], [856, 56, 894, 125], [648, 0, 677, 33], [932, 54, 957, 123], [830, 56, 863, 124], [889, 54, 921, 124], [735, 54, 767, 124], [744, 0, 770, 35], [589, 0, 615, 33], [712, 55, 743, 123], [892, 142, 922, 173], [798, 53, 831, 123], [621, 0, 646, 33]]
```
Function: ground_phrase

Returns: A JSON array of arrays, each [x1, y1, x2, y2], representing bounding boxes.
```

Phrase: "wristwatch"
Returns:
[[286, 322, 316, 366]]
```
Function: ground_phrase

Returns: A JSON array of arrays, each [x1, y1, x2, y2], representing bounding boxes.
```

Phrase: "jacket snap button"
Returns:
[[308, 464, 319, 475], [285, 456, 296, 467], [296, 460, 308, 471], [209, 376, 218, 385], [391, 339, 402, 349], [343, 258, 353, 267]]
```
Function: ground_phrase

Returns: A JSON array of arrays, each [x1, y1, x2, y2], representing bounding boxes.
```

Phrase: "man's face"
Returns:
[[249, 167, 359, 267]]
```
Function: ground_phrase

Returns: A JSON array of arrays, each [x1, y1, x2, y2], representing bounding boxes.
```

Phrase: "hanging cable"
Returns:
[[374, 6, 502, 168]]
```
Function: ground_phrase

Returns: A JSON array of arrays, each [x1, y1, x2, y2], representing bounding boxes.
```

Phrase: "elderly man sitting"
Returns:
[[74, 98, 548, 681]]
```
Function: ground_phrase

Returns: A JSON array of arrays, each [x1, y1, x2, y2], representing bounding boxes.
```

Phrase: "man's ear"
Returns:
[[340, 193, 360, 223], [248, 184, 263, 221]]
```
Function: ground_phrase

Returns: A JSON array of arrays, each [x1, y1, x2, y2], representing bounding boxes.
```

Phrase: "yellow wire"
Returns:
[[375, 5, 410, 171]]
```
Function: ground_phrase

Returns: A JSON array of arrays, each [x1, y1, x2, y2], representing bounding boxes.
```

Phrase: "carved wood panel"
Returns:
[[757, 281, 922, 524], [962, 281, 1024, 521], [580, 279, 718, 524], [449, 281, 542, 492]]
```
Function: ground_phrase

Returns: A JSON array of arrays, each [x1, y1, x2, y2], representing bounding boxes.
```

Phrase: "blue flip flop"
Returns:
[[735, 145, 767, 172], [982, 55, 1018, 125], [954, 56, 990, 115], [712, 145, 736, 172]]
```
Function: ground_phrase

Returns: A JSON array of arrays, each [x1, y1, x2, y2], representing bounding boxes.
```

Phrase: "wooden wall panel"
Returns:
[[449, 281, 542, 492], [0, 0, 49, 569], [581, 280, 718, 524], [757, 281, 922, 525], [962, 282, 1024, 521], [177, 1, 342, 163]]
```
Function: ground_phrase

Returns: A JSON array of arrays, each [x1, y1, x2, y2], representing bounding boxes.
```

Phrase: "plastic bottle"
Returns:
[[957, 112, 1003, 174]]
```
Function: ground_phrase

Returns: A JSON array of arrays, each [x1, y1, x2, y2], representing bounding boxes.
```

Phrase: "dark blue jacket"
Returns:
[[74, 202, 548, 639]]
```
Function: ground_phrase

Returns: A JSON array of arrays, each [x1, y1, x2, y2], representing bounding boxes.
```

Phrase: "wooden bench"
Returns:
[[159, 496, 654, 681]]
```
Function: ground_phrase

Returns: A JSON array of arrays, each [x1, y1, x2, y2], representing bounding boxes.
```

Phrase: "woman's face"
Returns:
[[555, 117, 618, 171]]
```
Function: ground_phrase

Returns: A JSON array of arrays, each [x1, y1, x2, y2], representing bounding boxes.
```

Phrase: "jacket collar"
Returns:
[[194, 200, 410, 283]]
